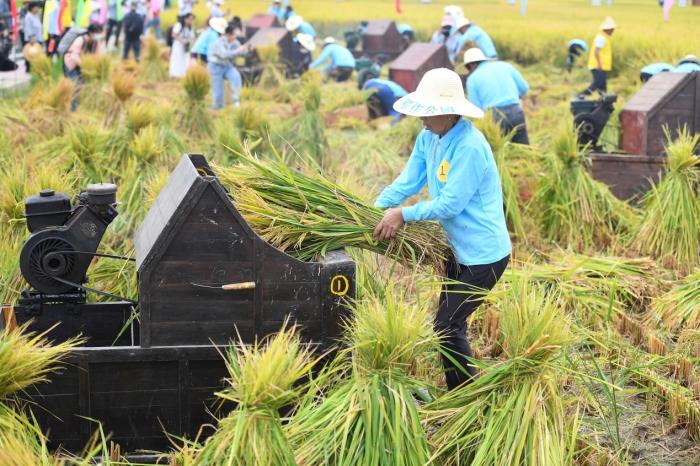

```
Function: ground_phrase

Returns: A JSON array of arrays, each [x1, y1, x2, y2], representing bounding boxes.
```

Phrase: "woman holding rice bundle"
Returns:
[[374, 68, 511, 390]]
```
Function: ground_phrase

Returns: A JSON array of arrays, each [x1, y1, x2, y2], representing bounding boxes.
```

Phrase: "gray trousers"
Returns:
[[493, 103, 529, 145]]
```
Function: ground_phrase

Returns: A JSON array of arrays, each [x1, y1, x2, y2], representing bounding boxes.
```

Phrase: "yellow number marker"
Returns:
[[437, 160, 451, 183], [330, 275, 350, 296]]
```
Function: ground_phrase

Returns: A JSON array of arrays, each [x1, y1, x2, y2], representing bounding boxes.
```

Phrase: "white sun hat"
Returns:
[[599, 16, 617, 30], [286, 15, 303, 31], [678, 54, 700, 66], [455, 17, 471, 30], [444, 5, 464, 17], [296, 33, 316, 52], [209, 17, 228, 34], [463, 47, 487, 65], [393, 68, 484, 118], [323, 36, 336, 45], [213, 0, 224, 5]]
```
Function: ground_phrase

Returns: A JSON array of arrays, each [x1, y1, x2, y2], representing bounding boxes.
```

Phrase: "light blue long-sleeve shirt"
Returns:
[[671, 62, 700, 74], [641, 63, 672, 76], [23, 12, 43, 43], [297, 21, 316, 38], [375, 118, 511, 266], [310, 43, 356, 71], [467, 60, 529, 110], [191, 28, 219, 57], [267, 5, 286, 21], [458, 25, 497, 59]]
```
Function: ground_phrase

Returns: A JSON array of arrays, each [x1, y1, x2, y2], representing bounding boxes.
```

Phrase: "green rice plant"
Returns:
[[288, 285, 438, 466], [502, 253, 659, 328], [0, 233, 23, 305], [129, 124, 167, 163], [647, 269, 700, 333], [0, 404, 54, 466], [475, 112, 528, 240], [214, 149, 451, 271], [630, 128, 700, 273], [424, 279, 574, 466], [234, 103, 270, 144], [0, 325, 82, 399], [178, 64, 212, 137], [141, 37, 168, 81], [191, 323, 317, 466], [278, 73, 327, 162], [88, 245, 137, 303], [126, 101, 159, 133], [531, 120, 638, 252]]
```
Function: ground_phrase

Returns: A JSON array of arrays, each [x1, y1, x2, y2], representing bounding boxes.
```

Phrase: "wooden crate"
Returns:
[[620, 72, 700, 156], [245, 14, 279, 39], [361, 20, 403, 59], [389, 43, 452, 92], [587, 152, 666, 201], [245, 27, 296, 67], [135, 155, 355, 348]]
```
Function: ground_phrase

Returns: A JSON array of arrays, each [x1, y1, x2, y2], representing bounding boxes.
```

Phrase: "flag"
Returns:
[[395, 0, 401, 14], [43, 0, 59, 39], [98, 0, 107, 24], [59, 0, 72, 33], [662, 0, 673, 20], [10, 0, 18, 41], [76, 0, 92, 27]]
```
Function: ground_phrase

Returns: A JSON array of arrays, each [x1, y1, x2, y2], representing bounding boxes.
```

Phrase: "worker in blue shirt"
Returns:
[[285, 15, 316, 39], [639, 63, 672, 82], [267, 0, 286, 22], [567, 39, 588, 72], [362, 78, 407, 123], [671, 55, 700, 74], [450, 17, 497, 62], [190, 17, 227, 63], [310, 37, 356, 82], [397, 23, 414, 48], [373, 68, 511, 390], [464, 48, 530, 144]]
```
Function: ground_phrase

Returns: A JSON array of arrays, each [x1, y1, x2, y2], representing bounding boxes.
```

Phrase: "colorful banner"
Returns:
[[10, 0, 18, 41], [395, 0, 401, 14], [43, 0, 59, 39], [59, 0, 72, 32]]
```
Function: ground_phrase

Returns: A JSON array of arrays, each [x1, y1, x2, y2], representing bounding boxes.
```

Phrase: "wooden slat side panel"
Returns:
[[389, 43, 452, 93], [588, 153, 666, 200]]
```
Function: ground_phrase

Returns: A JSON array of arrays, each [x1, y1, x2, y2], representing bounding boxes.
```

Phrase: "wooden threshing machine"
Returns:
[[1, 154, 355, 454]]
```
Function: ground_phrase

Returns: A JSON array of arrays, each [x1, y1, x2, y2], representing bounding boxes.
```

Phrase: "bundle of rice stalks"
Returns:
[[191, 323, 316, 466], [178, 64, 212, 137], [142, 37, 168, 81], [0, 405, 54, 466], [129, 124, 167, 163], [630, 128, 700, 273], [531, 120, 637, 251], [233, 103, 270, 144], [81, 54, 112, 83], [27, 78, 75, 126], [105, 72, 136, 125], [215, 150, 451, 271], [502, 253, 658, 328], [0, 325, 82, 399], [27, 54, 53, 84], [647, 269, 700, 332], [126, 101, 159, 133], [475, 112, 529, 240], [278, 73, 327, 162], [288, 287, 438, 466], [88, 246, 137, 303], [425, 280, 575, 466]]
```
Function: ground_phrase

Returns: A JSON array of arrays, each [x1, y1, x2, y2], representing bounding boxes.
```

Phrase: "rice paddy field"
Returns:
[[1, 0, 700, 464]]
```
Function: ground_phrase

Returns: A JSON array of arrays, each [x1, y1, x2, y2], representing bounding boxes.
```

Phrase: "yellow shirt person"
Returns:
[[579, 16, 616, 97]]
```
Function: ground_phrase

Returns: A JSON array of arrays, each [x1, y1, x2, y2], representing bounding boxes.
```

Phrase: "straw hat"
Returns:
[[678, 54, 700, 66], [323, 36, 336, 45], [393, 68, 484, 118], [599, 16, 617, 30], [463, 47, 487, 65], [296, 33, 316, 52], [209, 17, 228, 34], [455, 17, 471, 30], [286, 15, 303, 31]]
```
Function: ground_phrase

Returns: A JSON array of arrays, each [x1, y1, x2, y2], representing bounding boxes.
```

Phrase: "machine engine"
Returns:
[[570, 94, 617, 149], [20, 183, 118, 297]]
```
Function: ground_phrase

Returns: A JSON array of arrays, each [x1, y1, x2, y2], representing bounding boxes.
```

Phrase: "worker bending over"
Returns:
[[373, 68, 511, 390], [580, 16, 616, 97], [310, 37, 356, 82], [671, 55, 700, 74], [464, 48, 530, 145], [566, 39, 588, 72], [450, 17, 497, 63], [639, 63, 672, 82], [363, 78, 407, 123]]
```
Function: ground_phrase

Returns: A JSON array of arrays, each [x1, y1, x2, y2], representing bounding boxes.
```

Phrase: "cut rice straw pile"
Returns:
[[647, 268, 700, 332], [288, 285, 438, 466], [215, 149, 451, 272], [424, 279, 576, 466]]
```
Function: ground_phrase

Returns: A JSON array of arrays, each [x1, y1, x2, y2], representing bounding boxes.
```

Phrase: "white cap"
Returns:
[[286, 15, 303, 31], [323, 36, 336, 45], [455, 17, 471, 30], [463, 47, 487, 65], [393, 68, 484, 118], [296, 33, 315, 52], [600, 16, 617, 30], [209, 17, 228, 34], [678, 54, 700, 66]]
